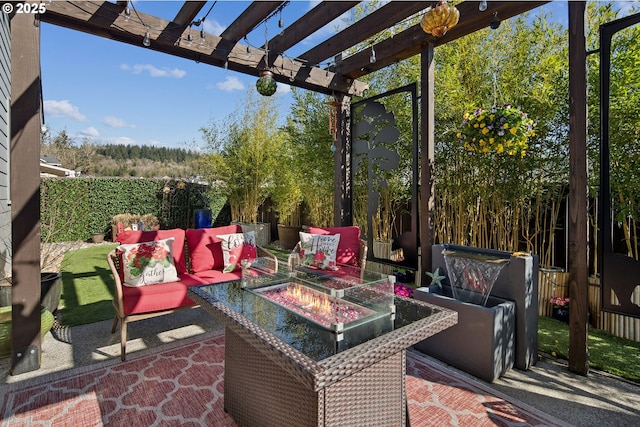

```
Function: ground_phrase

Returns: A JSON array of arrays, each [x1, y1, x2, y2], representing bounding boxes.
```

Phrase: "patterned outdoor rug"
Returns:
[[0, 332, 566, 426]]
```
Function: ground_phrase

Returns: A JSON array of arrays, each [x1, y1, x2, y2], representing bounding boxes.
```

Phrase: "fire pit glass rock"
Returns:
[[240, 259, 397, 355]]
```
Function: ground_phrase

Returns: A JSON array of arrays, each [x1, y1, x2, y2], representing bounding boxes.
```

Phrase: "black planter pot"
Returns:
[[552, 306, 570, 323], [0, 273, 62, 314], [40, 272, 62, 314]]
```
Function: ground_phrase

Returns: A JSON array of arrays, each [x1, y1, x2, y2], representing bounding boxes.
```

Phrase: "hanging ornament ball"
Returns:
[[256, 70, 277, 96], [330, 144, 336, 152]]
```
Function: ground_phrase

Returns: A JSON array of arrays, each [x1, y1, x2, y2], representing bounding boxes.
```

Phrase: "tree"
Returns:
[[283, 89, 335, 227], [340, 7, 572, 265], [200, 89, 284, 224]]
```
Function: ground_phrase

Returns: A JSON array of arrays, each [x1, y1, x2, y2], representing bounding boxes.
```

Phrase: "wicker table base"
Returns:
[[224, 326, 406, 427], [189, 279, 457, 427]]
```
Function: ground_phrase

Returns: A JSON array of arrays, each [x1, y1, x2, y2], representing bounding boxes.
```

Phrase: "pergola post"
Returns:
[[419, 43, 435, 286], [567, 1, 589, 374], [334, 93, 351, 227], [10, 12, 43, 374]]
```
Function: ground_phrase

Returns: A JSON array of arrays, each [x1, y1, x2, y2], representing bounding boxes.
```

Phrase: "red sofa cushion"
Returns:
[[307, 226, 361, 267], [117, 228, 187, 274], [120, 273, 202, 315], [186, 225, 242, 273], [192, 269, 243, 283]]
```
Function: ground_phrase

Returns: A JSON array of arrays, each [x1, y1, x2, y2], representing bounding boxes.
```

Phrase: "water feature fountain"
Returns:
[[414, 245, 538, 382], [442, 250, 510, 306]]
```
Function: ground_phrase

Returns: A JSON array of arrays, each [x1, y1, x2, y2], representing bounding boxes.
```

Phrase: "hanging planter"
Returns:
[[256, 70, 277, 96], [420, 0, 460, 38], [458, 104, 536, 157]]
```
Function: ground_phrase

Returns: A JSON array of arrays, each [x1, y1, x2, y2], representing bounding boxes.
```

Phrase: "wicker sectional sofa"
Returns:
[[107, 225, 277, 360]]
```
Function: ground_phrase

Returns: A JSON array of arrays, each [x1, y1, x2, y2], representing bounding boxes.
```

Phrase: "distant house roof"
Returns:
[[40, 156, 79, 177], [40, 155, 62, 166]]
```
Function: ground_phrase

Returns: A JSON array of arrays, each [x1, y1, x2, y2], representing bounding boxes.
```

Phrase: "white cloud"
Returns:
[[204, 19, 226, 36], [216, 76, 245, 92], [111, 136, 136, 145], [120, 63, 186, 78], [80, 127, 99, 138], [43, 100, 86, 121], [276, 83, 291, 96], [103, 116, 134, 128]]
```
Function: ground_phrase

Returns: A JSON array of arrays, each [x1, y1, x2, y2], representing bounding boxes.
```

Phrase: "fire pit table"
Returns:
[[188, 258, 457, 427]]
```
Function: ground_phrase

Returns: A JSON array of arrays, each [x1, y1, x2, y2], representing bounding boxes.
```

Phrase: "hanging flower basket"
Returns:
[[458, 104, 536, 157]]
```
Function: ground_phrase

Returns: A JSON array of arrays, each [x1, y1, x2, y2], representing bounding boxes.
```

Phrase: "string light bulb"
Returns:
[[369, 45, 376, 64], [479, 1, 488, 12], [124, 7, 131, 21], [490, 12, 501, 29], [224, 61, 228, 70], [143, 28, 151, 47]]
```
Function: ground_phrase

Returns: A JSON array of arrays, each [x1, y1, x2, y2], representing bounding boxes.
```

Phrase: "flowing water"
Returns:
[[443, 250, 509, 306]]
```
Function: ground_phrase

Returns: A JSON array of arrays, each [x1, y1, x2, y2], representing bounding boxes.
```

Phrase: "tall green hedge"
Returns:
[[40, 177, 229, 242]]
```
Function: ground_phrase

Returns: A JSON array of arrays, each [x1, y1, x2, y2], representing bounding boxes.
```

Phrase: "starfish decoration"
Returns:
[[426, 267, 446, 287]]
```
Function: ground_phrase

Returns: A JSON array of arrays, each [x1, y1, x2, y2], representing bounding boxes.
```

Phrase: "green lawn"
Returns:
[[537, 315, 640, 382], [59, 244, 640, 383], [59, 243, 118, 327]]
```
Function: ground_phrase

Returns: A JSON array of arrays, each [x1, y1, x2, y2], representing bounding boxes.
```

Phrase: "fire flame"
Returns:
[[287, 284, 332, 316]]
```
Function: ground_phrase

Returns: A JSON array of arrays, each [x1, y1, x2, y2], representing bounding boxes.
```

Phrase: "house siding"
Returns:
[[0, 13, 10, 279]]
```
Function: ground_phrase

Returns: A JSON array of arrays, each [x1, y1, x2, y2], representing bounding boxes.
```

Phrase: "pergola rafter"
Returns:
[[41, 1, 549, 95]]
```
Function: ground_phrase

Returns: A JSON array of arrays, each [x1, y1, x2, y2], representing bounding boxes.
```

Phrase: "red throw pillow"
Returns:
[[185, 225, 242, 272], [307, 226, 361, 267], [216, 231, 258, 272], [117, 228, 187, 274]]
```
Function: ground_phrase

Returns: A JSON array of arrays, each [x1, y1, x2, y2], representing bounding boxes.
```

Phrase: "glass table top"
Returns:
[[190, 259, 442, 362]]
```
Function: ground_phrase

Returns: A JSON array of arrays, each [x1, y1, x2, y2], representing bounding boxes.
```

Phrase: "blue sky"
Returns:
[[40, 1, 631, 151]]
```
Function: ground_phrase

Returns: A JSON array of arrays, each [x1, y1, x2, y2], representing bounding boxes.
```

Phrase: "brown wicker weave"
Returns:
[[189, 283, 457, 427]]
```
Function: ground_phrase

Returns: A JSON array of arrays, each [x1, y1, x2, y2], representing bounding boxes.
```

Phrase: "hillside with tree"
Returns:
[[41, 129, 202, 178]]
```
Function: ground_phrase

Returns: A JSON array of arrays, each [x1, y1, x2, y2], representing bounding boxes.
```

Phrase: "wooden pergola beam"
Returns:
[[298, 1, 427, 67], [265, 1, 360, 59], [172, 1, 207, 27], [41, 1, 367, 96], [338, 0, 550, 79], [219, 1, 283, 44]]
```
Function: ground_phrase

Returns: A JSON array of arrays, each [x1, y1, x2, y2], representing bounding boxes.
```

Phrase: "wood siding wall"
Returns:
[[0, 13, 10, 279]]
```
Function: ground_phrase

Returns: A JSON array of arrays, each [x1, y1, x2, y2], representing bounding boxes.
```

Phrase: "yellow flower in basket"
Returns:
[[460, 104, 536, 157]]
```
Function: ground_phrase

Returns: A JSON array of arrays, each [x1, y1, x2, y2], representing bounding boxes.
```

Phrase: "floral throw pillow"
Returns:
[[117, 238, 178, 287], [216, 231, 258, 273], [298, 232, 340, 270]]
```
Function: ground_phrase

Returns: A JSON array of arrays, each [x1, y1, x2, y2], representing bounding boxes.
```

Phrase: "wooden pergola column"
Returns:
[[10, 12, 43, 374], [567, 1, 589, 375]]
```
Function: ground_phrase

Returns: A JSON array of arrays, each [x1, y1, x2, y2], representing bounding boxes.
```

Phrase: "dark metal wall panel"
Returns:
[[599, 12, 640, 319]]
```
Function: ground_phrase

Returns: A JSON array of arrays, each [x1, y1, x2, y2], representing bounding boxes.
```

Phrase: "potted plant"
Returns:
[[550, 296, 570, 323], [271, 139, 304, 250]]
